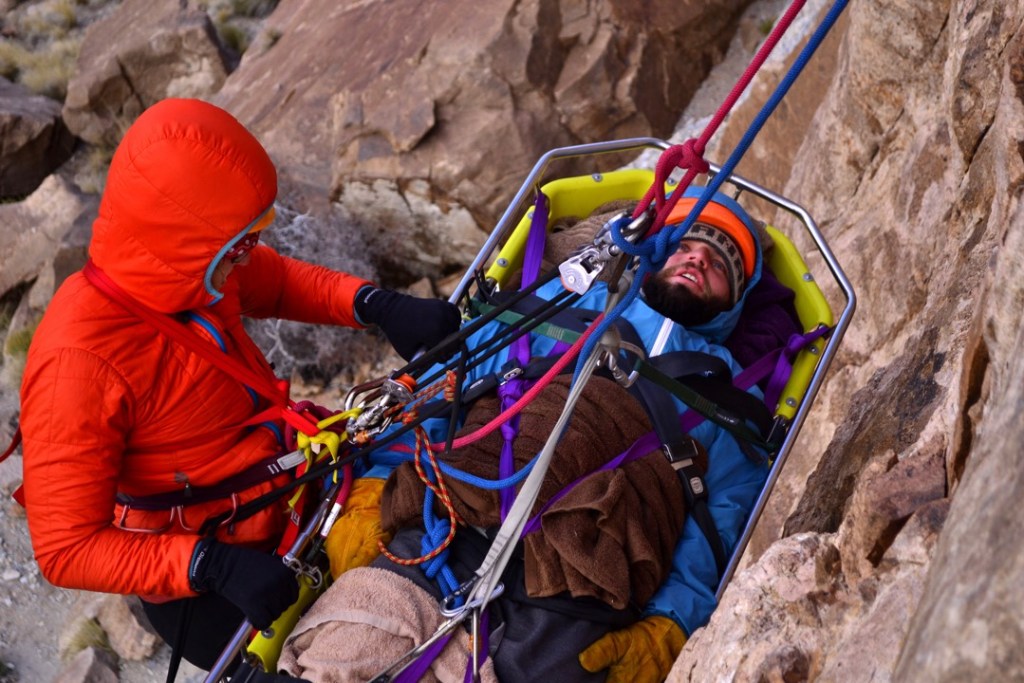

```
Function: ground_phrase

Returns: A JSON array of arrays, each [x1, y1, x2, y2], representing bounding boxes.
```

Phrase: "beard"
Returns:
[[641, 273, 723, 327]]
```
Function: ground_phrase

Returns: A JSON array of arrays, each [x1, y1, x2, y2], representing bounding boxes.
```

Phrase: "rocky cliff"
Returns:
[[0, 0, 1022, 680], [670, 0, 1024, 680]]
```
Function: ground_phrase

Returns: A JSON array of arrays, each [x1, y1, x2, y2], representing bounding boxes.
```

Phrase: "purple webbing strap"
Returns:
[[521, 326, 832, 535], [393, 631, 456, 683], [390, 602, 492, 681], [522, 429, 663, 535], [762, 325, 831, 411], [497, 385, 525, 520], [497, 191, 549, 520]]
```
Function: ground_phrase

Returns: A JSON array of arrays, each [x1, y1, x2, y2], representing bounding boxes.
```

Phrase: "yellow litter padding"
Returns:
[[484, 168, 833, 420], [763, 226, 833, 420], [486, 169, 656, 288], [246, 574, 323, 672]]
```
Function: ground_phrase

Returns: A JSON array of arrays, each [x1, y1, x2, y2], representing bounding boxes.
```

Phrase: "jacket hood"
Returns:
[[657, 187, 764, 345], [89, 98, 277, 312]]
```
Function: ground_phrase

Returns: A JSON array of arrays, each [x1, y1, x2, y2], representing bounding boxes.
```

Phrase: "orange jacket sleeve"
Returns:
[[19, 347, 198, 598], [236, 245, 372, 327]]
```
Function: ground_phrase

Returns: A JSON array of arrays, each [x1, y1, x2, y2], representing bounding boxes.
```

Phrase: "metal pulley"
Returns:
[[558, 209, 651, 294]]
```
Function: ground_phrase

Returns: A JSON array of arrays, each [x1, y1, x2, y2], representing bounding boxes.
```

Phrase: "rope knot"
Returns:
[[678, 139, 709, 175], [443, 371, 458, 402]]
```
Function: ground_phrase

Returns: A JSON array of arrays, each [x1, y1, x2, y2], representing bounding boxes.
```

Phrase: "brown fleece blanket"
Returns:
[[382, 375, 706, 610]]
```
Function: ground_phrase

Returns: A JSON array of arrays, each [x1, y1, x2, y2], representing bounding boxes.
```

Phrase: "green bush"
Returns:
[[216, 22, 249, 55], [5, 319, 39, 360], [15, 0, 78, 40]]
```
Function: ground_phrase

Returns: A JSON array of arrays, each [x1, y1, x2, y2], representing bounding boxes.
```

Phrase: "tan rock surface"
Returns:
[[0, 78, 76, 198], [214, 0, 755, 280], [2, 0, 1024, 680], [672, 0, 1024, 680], [62, 0, 232, 147]]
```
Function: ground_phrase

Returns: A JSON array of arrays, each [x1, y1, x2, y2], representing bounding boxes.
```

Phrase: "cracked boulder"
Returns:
[[62, 0, 233, 147], [0, 77, 76, 199], [214, 0, 754, 283]]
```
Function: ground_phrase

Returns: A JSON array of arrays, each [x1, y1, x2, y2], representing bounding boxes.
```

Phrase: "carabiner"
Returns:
[[368, 615, 466, 683], [439, 581, 505, 619]]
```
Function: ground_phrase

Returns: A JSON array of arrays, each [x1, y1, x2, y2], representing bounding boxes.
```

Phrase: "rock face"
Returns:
[[242, 202, 386, 384], [62, 0, 233, 147], [215, 0, 755, 282], [0, 78, 76, 198], [2, 0, 1024, 679], [668, 0, 1024, 680], [0, 173, 95, 391]]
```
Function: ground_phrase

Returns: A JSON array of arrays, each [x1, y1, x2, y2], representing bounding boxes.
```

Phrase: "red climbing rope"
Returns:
[[428, 312, 605, 452], [635, 0, 809, 235]]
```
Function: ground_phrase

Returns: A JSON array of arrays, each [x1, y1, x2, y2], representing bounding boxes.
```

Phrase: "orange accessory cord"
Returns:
[[377, 426, 463, 566]]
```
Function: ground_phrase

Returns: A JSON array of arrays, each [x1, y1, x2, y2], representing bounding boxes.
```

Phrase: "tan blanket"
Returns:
[[382, 375, 704, 610], [279, 567, 497, 683]]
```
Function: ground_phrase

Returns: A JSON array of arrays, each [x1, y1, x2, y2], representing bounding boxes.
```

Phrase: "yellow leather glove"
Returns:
[[578, 615, 686, 683], [324, 477, 391, 579]]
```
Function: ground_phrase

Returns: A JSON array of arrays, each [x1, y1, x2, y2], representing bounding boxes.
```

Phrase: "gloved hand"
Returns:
[[325, 477, 391, 579], [354, 285, 461, 361], [188, 539, 298, 631], [578, 615, 686, 683]]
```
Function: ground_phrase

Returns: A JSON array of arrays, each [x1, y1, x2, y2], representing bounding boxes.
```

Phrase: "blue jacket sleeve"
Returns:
[[642, 420, 769, 635]]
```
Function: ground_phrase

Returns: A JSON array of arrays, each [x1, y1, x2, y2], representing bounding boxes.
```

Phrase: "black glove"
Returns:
[[354, 285, 461, 361], [188, 539, 298, 631]]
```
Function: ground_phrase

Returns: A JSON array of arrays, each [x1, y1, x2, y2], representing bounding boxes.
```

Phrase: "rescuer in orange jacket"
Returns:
[[17, 98, 460, 673]]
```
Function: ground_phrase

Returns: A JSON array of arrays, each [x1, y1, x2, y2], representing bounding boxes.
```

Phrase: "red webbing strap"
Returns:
[[0, 427, 20, 465], [82, 260, 320, 436], [2, 428, 24, 508], [634, 0, 809, 234]]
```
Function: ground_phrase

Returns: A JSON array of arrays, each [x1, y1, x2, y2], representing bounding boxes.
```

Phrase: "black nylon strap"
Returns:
[[630, 376, 729, 578], [633, 361, 773, 451], [663, 441, 728, 577], [649, 353, 774, 438], [116, 451, 302, 511], [627, 353, 744, 579]]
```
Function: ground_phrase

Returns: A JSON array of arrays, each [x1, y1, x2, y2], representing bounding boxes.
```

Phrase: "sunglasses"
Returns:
[[225, 231, 260, 264]]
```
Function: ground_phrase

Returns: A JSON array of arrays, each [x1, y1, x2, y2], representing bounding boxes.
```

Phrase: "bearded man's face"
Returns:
[[642, 240, 736, 325]]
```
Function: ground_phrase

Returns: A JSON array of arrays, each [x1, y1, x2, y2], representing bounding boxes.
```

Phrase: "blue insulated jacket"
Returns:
[[368, 188, 770, 634], [367, 285, 769, 634]]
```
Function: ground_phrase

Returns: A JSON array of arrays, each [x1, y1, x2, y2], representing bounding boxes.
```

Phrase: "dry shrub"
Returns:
[[14, 0, 78, 41]]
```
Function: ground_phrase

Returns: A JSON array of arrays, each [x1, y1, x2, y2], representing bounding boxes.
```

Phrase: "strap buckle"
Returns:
[[662, 439, 706, 502], [499, 359, 524, 384]]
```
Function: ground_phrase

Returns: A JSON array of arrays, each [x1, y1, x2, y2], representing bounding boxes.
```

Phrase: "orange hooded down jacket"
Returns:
[[19, 99, 369, 599]]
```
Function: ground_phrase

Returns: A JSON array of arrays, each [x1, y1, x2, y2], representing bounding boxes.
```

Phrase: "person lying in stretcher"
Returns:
[[277, 188, 802, 683]]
